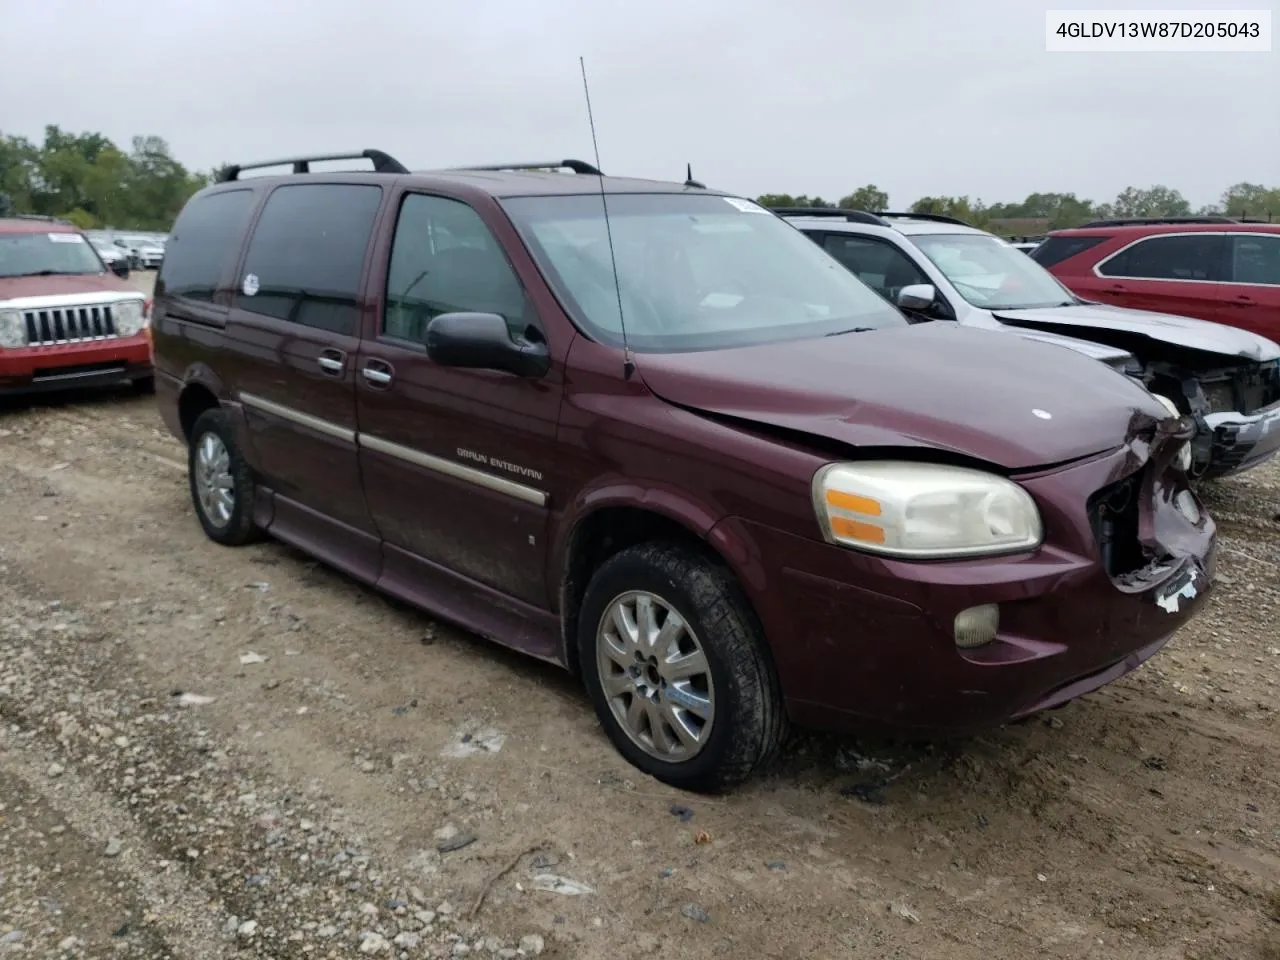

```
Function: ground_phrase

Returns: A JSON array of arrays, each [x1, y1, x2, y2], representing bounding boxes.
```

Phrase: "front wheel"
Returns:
[[577, 542, 787, 792], [187, 408, 260, 546]]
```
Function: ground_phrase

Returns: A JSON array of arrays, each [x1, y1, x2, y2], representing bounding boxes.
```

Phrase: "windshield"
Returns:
[[0, 231, 105, 278], [912, 233, 1077, 310], [500, 193, 905, 352]]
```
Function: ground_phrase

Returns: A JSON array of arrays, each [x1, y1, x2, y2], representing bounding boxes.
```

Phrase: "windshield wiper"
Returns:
[[824, 326, 877, 337]]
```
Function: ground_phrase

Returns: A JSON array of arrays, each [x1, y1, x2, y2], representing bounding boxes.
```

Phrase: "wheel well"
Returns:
[[561, 506, 725, 677], [178, 383, 220, 442]]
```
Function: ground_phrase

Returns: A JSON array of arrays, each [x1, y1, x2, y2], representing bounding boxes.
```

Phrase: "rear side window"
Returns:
[[1099, 234, 1228, 281], [1230, 235, 1280, 285], [234, 183, 383, 335], [161, 189, 255, 302], [1030, 235, 1108, 269]]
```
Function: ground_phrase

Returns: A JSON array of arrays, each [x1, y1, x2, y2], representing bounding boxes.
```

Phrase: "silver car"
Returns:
[[779, 208, 1280, 479]]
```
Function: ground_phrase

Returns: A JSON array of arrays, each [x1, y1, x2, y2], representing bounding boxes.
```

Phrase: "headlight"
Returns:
[[1150, 394, 1193, 472], [0, 309, 24, 349], [812, 460, 1043, 559], [113, 298, 147, 336]]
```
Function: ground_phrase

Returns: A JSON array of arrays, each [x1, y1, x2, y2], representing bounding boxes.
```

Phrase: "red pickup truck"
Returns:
[[0, 217, 153, 395]]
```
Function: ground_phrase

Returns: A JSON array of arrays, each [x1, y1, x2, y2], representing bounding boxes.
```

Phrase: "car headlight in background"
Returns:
[[0, 309, 24, 348], [113, 298, 147, 337], [812, 460, 1043, 559], [1150, 394, 1193, 473]]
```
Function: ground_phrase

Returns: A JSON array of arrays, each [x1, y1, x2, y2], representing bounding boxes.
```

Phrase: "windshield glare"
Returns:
[[501, 193, 906, 352], [912, 233, 1076, 310], [0, 232, 104, 278]]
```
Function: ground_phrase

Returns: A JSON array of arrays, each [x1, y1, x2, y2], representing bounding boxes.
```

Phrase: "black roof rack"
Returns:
[[875, 210, 972, 227], [1076, 215, 1237, 228], [9, 213, 72, 224], [767, 206, 888, 226], [450, 159, 603, 176], [216, 149, 409, 183]]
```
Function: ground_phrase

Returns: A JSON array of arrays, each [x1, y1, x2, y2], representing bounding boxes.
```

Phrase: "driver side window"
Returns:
[[384, 194, 533, 344], [822, 235, 929, 303]]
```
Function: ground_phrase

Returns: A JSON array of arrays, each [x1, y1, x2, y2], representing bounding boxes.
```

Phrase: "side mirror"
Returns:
[[111, 260, 130, 279], [897, 283, 936, 312], [425, 312, 549, 378]]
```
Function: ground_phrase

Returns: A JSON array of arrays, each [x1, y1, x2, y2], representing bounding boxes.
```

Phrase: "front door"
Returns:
[[355, 190, 561, 607], [1093, 233, 1228, 322], [223, 180, 386, 577]]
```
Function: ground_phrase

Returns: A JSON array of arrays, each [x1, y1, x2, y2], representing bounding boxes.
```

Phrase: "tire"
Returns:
[[187, 408, 260, 546], [577, 542, 787, 792]]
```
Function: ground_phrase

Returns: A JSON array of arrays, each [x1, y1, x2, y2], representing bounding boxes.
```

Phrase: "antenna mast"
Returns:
[[579, 57, 634, 377]]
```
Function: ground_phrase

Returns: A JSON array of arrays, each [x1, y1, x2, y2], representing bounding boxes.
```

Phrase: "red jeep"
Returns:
[[1034, 217, 1280, 345], [0, 216, 153, 395]]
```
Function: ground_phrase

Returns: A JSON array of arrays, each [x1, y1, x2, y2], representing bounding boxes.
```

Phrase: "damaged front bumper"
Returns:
[[1193, 400, 1280, 478]]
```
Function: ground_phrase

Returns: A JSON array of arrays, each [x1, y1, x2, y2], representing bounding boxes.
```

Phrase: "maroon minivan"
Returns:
[[151, 151, 1217, 791]]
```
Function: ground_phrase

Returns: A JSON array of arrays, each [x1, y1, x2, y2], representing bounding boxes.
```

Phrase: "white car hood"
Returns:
[[993, 302, 1280, 362]]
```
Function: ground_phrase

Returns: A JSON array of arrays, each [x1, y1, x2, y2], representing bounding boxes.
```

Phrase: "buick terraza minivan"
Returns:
[[151, 151, 1217, 791]]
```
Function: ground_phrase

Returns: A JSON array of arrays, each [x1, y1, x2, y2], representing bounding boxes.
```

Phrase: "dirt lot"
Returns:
[[2, 271, 1279, 959]]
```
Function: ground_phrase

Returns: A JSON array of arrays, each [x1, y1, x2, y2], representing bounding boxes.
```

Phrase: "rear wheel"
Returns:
[[577, 542, 787, 792], [187, 408, 260, 546]]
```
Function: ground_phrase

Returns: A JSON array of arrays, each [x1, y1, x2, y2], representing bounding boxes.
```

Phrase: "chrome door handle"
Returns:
[[317, 356, 344, 374], [362, 366, 392, 386]]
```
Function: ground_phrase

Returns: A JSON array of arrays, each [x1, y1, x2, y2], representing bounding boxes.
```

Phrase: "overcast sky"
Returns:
[[4, 0, 1276, 208]]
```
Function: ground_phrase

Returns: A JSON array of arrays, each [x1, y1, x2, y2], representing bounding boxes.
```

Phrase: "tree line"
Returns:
[[757, 183, 1280, 231], [3, 126, 1278, 235], [0, 126, 208, 231]]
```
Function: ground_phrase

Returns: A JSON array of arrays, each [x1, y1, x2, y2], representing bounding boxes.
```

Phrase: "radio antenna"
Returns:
[[579, 56, 634, 377]]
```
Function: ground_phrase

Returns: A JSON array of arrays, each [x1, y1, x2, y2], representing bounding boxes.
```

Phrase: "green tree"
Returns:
[[1220, 182, 1280, 220], [838, 184, 889, 211], [909, 195, 990, 227], [1109, 185, 1191, 219], [755, 193, 834, 209]]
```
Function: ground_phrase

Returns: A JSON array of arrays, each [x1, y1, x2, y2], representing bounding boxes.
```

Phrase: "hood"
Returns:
[[0, 273, 137, 302], [1002, 327, 1133, 366], [635, 323, 1168, 471], [993, 302, 1280, 362]]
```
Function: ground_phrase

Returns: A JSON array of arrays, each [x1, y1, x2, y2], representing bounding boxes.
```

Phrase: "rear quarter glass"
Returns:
[[1031, 235, 1110, 270], [159, 188, 258, 302]]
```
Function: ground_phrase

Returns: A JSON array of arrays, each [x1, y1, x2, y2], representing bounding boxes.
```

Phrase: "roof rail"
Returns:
[[768, 206, 888, 226], [10, 213, 72, 224], [875, 210, 972, 226], [1076, 215, 1238, 228], [216, 149, 409, 183], [449, 159, 604, 176]]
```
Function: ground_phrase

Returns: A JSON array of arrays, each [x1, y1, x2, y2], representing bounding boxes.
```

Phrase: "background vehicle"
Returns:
[[1033, 217, 1280, 344], [152, 150, 1212, 792], [113, 234, 165, 270], [0, 216, 152, 395], [777, 207, 1280, 479], [88, 234, 131, 276]]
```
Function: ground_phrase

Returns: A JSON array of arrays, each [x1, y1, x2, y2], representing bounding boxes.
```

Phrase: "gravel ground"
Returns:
[[1, 271, 1279, 959]]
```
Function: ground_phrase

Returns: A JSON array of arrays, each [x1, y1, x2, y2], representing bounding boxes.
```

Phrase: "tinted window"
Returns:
[[821, 235, 928, 301], [234, 183, 383, 334], [158, 189, 254, 301], [1030, 235, 1108, 269], [384, 194, 531, 344], [500, 193, 904, 353], [1099, 234, 1227, 281], [1230, 235, 1280, 286]]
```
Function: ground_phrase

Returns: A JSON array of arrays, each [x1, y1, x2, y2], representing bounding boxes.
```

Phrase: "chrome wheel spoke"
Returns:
[[654, 610, 686, 658], [662, 704, 701, 749], [601, 669, 632, 698], [662, 648, 707, 682], [650, 704, 678, 755], [670, 682, 712, 719]]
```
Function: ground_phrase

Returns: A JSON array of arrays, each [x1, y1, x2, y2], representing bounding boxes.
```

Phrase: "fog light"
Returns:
[[955, 604, 999, 648], [1175, 489, 1201, 524]]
